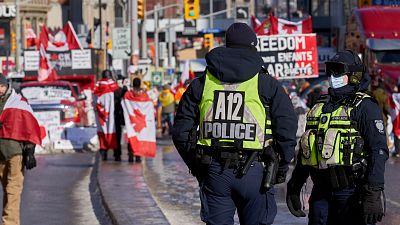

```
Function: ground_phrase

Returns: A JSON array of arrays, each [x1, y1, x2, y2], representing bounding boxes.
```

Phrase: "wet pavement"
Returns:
[[4, 136, 400, 225], [16, 152, 110, 225]]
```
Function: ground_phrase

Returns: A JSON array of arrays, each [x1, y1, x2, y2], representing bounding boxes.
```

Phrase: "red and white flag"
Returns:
[[0, 89, 43, 145], [94, 78, 119, 150], [251, 15, 262, 30], [276, 16, 312, 34], [37, 26, 58, 82], [390, 93, 400, 137], [25, 26, 37, 48], [254, 15, 278, 35], [255, 15, 312, 35], [122, 90, 156, 158]]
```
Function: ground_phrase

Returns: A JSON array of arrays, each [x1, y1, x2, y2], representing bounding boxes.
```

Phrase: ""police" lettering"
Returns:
[[203, 122, 256, 141]]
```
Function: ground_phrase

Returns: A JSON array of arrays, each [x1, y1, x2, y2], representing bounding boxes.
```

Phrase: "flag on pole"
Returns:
[[37, 26, 58, 82], [254, 16, 278, 35], [0, 89, 42, 145], [251, 15, 262, 30], [122, 90, 156, 158], [94, 78, 120, 150]]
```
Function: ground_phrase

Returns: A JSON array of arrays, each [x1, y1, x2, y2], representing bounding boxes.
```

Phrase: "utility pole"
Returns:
[[141, 14, 146, 58], [130, 0, 139, 56], [210, 0, 213, 28], [99, 0, 102, 49], [154, 4, 159, 70], [15, 0, 21, 72]]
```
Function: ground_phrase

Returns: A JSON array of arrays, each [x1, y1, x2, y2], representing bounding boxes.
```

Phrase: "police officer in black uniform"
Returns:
[[286, 50, 388, 225], [172, 23, 297, 225]]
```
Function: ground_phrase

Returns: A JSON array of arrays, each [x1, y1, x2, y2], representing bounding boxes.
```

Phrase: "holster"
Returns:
[[261, 146, 279, 189]]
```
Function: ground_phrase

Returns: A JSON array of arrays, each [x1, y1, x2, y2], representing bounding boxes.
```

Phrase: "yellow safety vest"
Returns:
[[300, 92, 370, 169], [197, 70, 272, 150]]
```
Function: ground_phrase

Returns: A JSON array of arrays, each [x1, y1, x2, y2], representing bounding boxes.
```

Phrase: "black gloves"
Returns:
[[361, 185, 384, 224], [286, 178, 306, 217], [23, 144, 37, 170], [286, 161, 309, 218]]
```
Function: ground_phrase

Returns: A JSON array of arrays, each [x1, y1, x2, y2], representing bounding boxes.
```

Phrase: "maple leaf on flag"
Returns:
[[96, 103, 109, 126], [129, 109, 147, 133]]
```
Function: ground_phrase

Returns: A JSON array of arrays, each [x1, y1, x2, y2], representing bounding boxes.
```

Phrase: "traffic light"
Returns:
[[138, 0, 145, 19], [204, 33, 213, 49], [11, 31, 16, 53], [184, 0, 200, 20]]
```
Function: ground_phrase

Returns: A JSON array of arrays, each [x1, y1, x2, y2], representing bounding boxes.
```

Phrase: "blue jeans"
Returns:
[[161, 112, 174, 133], [199, 161, 277, 225], [308, 185, 374, 225]]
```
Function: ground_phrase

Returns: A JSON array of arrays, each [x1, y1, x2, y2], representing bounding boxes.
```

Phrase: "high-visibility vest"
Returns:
[[300, 92, 370, 168], [197, 70, 272, 150]]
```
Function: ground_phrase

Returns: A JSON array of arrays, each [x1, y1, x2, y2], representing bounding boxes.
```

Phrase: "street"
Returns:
[[2, 137, 397, 225]]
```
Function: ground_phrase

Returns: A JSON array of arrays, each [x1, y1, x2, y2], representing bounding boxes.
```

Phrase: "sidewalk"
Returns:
[[97, 152, 170, 225]]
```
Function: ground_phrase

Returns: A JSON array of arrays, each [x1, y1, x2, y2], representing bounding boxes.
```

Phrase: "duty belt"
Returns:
[[196, 147, 262, 168]]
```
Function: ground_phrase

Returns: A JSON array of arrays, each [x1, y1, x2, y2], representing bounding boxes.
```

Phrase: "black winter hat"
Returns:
[[0, 74, 7, 86], [225, 23, 257, 49], [328, 50, 362, 65]]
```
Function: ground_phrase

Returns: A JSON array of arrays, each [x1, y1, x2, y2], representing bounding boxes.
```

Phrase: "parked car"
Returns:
[[20, 81, 88, 130]]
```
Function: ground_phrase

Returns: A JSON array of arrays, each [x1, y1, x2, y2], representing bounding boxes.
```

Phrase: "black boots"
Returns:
[[100, 151, 108, 161]]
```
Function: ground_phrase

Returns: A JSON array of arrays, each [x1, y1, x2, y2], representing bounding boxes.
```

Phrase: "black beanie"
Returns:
[[0, 74, 7, 86], [225, 23, 258, 49]]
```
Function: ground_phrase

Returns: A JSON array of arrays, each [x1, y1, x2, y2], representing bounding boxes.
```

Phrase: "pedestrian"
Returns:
[[389, 85, 400, 157], [0, 74, 41, 225], [172, 23, 297, 225], [158, 83, 175, 135], [94, 70, 123, 161], [125, 78, 150, 163], [286, 50, 388, 225]]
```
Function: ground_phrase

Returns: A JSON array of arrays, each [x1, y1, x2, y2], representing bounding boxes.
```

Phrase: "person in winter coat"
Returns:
[[286, 50, 388, 225], [172, 23, 297, 225]]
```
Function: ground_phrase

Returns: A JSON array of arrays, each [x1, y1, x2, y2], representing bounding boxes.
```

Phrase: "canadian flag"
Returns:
[[38, 26, 58, 82], [254, 15, 278, 35], [0, 89, 43, 145], [251, 15, 262, 30], [254, 15, 312, 35], [389, 93, 400, 138], [37, 21, 83, 82], [25, 26, 37, 48], [94, 78, 120, 150], [277, 16, 312, 34], [122, 90, 156, 158]]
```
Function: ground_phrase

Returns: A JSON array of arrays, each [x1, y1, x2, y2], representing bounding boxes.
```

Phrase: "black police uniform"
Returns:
[[172, 23, 297, 225], [286, 51, 388, 225]]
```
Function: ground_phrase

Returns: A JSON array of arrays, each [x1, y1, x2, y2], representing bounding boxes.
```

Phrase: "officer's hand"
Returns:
[[23, 144, 37, 170], [275, 169, 287, 184], [361, 185, 384, 224]]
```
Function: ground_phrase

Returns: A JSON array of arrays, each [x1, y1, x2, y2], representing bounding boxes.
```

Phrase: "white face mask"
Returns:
[[329, 75, 348, 89]]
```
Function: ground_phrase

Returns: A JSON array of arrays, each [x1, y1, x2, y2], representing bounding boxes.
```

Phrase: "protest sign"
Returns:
[[256, 33, 318, 79]]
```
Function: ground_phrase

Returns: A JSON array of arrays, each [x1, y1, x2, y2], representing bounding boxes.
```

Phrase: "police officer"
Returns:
[[286, 50, 388, 225], [172, 23, 297, 225]]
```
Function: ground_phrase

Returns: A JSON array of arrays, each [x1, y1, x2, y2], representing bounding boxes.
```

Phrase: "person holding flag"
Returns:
[[122, 78, 156, 162], [0, 74, 41, 225], [94, 70, 124, 161]]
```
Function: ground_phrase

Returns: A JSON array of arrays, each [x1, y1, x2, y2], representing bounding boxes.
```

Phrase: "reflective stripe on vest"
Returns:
[[300, 93, 369, 168], [197, 71, 272, 150]]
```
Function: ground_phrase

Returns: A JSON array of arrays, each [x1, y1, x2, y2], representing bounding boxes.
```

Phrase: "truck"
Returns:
[[346, 7, 400, 92]]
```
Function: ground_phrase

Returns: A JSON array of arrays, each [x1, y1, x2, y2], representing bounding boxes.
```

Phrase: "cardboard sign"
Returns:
[[256, 34, 319, 79]]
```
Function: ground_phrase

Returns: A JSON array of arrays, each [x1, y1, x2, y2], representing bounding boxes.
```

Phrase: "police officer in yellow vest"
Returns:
[[286, 50, 388, 225], [172, 23, 298, 225]]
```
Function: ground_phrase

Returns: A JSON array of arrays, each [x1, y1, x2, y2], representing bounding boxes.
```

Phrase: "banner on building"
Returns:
[[256, 33, 318, 79], [24, 49, 94, 77]]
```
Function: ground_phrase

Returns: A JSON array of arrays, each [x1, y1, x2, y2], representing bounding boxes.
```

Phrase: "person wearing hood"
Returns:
[[286, 50, 388, 225], [172, 23, 297, 225]]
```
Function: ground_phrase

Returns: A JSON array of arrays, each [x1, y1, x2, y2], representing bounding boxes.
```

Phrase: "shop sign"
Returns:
[[0, 5, 16, 18]]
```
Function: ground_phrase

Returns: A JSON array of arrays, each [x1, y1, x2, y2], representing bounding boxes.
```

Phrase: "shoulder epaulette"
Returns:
[[353, 92, 374, 107]]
